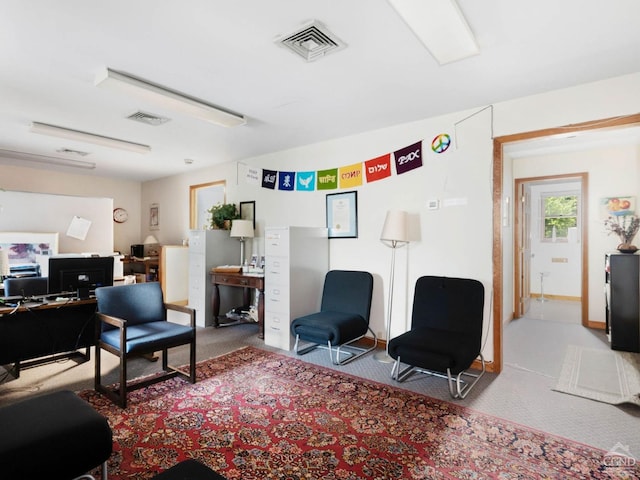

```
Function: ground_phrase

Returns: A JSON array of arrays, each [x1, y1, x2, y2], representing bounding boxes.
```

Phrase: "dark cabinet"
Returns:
[[605, 253, 640, 352]]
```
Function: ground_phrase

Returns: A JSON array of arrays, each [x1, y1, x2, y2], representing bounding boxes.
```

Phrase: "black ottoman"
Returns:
[[0, 390, 112, 480], [152, 459, 227, 479]]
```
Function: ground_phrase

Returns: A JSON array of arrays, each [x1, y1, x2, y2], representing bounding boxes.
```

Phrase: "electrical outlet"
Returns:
[[427, 199, 440, 210]]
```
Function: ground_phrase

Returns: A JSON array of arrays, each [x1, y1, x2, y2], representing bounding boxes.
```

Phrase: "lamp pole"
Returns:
[[374, 240, 403, 363]]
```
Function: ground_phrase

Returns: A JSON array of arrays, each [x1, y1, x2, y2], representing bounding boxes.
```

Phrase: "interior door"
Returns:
[[515, 181, 532, 317]]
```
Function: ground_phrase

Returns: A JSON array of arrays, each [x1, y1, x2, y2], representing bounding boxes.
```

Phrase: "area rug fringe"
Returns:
[[80, 346, 639, 479]]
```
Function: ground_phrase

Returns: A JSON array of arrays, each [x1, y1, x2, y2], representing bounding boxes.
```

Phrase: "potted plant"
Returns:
[[604, 214, 640, 253], [207, 203, 239, 230]]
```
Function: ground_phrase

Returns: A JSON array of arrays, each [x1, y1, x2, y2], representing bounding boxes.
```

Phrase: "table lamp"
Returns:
[[230, 219, 254, 265], [375, 210, 410, 363], [143, 234, 159, 256], [0, 248, 9, 280]]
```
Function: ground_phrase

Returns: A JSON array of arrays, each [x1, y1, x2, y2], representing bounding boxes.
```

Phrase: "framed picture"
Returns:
[[189, 180, 226, 229], [600, 196, 636, 219], [326, 191, 358, 238], [149, 203, 159, 230], [240, 201, 256, 229]]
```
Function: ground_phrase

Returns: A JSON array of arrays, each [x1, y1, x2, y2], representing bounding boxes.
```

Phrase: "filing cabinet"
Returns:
[[264, 226, 328, 350]]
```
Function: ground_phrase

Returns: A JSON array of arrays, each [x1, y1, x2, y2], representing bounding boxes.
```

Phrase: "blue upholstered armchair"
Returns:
[[290, 270, 376, 365], [95, 282, 196, 408], [388, 276, 486, 399]]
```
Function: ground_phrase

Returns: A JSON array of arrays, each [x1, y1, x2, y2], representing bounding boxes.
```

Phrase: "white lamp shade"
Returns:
[[143, 235, 159, 244], [230, 219, 254, 238], [380, 210, 409, 242], [0, 249, 9, 277]]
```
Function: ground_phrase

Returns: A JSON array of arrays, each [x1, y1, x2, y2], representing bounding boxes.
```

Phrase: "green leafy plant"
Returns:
[[207, 203, 239, 230]]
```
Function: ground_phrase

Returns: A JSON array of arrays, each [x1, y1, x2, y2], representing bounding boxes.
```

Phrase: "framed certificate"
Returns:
[[326, 191, 358, 238]]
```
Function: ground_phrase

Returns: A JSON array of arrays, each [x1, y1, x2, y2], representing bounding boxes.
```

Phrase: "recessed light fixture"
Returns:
[[30, 122, 151, 154], [387, 0, 479, 65], [95, 67, 246, 127]]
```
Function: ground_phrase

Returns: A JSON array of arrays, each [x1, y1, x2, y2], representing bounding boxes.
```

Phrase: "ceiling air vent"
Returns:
[[127, 111, 171, 126], [277, 20, 346, 62], [56, 148, 90, 156]]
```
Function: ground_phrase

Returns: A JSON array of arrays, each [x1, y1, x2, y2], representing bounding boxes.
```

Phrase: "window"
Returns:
[[541, 193, 578, 241]]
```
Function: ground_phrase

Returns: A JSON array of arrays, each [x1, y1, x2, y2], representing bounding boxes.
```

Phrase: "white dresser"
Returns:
[[264, 226, 329, 350], [188, 230, 241, 327]]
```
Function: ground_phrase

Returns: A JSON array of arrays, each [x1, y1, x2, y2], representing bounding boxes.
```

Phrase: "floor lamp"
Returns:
[[375, 210, 410, 363]]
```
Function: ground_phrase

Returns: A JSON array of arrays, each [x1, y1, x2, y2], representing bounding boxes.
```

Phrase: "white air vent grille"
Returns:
[[56, 148, 90, 156], [127, 111, 171, 126], [277, 20, 346, 62]]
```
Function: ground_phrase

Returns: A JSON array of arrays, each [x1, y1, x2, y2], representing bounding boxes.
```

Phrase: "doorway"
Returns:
[[491, 112, 640, 373], [513, 174, 587, 325]]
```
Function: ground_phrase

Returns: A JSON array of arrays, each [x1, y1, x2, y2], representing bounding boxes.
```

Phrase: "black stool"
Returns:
[[0, 390, 112, 480], [152, 459, 227, 479]]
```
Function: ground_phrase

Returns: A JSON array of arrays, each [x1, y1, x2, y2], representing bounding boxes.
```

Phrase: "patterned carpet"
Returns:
[[79, 346, 639, 479]]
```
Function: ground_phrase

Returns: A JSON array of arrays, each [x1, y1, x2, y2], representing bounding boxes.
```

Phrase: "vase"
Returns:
[[617, 243, 638, 254]]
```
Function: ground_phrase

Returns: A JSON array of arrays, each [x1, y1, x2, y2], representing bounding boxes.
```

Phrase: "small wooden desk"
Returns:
[[210, 272, 264, 339]]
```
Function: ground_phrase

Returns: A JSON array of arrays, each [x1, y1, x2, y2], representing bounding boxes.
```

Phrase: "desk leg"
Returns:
[[257, 289, 264, 339], [212, 283, 221, 328]]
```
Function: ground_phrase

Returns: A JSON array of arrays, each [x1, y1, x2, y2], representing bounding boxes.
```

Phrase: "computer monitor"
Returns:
[[48, 256, 114, 297]]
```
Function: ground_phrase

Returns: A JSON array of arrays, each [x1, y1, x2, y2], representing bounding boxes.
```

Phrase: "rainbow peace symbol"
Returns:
[[431, 133, 451, 154]]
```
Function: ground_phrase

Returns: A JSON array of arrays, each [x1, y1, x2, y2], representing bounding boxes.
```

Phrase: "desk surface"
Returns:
[[0, 296, 96, 315]]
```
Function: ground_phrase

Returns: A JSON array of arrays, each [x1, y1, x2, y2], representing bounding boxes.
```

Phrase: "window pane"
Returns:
[[542, 194, 578, 240], [544, 195, 577, 216]]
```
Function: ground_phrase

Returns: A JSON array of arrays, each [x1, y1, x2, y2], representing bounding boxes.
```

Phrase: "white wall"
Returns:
[[512, 143, 640, 323], [142, 72, 640, 365], [4, 72, 640, 366], [0, 163, 142, 254]]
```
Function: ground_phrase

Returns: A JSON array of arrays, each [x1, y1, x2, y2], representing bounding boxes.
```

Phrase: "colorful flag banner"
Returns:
[[394, 141, 423, 175], [296, 171, 316, 191], [339, 162, 363, 189], [261, 169, 277, 189], [278, 171, 295, 191], [364, 154, 392, 183], [238, 162, 261, 186], [317, 168, 338, 190]]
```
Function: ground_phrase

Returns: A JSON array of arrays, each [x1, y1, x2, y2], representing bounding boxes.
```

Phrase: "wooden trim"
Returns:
[[493, 112, 640, 375], [530, 294, 581, 302]]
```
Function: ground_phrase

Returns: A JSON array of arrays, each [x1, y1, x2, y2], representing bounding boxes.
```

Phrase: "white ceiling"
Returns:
[[1, 0, 640, 181]]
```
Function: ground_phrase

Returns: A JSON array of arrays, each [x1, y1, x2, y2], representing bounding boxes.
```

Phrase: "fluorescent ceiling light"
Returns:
[[0, 148, 96, 170], [388, 0, 479, 65], [95, 67, 246, 127], [30, 122, 151, 154]]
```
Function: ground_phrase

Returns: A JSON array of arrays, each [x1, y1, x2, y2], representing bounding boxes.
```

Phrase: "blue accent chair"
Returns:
[[388, 276, 486, 399], [290, 270, 376, 365], [95, 282, 196, 408]]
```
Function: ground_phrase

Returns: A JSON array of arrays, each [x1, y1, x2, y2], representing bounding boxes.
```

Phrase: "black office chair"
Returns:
[[95, 282, 196, 408], [4, 277, 48, 297], [388, 276, 486, 399], [290, 270, 376, 365]]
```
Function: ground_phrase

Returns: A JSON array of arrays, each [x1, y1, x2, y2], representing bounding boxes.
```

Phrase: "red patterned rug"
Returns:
[[78, 346, 638, 479]]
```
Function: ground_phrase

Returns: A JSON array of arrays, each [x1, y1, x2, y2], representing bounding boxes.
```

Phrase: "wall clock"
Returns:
[[113, 207, 129, 223]]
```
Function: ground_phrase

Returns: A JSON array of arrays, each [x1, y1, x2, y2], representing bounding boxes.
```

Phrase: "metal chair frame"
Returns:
[[391, 353, 486, 399], [293, 327, 377, 365]]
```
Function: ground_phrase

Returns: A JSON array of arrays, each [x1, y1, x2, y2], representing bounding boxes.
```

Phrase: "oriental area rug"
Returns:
[[78, 346, 638, 479]]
